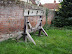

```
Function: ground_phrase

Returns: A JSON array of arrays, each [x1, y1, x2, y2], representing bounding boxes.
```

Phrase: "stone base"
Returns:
[[0, 31, 23, 42]]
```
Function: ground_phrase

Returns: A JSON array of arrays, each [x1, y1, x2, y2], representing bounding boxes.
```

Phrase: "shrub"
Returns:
[[52, 0, 72, 27], [52, 16, 72, 27]]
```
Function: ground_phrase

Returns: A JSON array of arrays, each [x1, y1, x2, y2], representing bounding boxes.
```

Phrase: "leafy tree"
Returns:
[[53, 0, 72, 27], [59, 0, 72, 18]]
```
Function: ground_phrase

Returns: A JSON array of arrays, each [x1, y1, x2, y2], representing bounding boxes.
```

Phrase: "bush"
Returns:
[[52, 16, 72, 27], [63, 26, 72, 30], [52, 0, 72, 27]]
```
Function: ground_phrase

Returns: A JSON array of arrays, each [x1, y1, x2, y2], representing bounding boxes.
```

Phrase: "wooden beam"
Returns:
[[26, 31, 36, 45], [23, 16, 28, 42], [16, 8, 48, 45], [41, 27, 48, 36], [24, 9, 45, 16], [38, 16, 42, 36]]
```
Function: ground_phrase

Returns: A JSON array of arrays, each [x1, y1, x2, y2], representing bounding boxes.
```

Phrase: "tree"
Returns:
[[59, 0, 72, 18], [53, 0, 72, 27]]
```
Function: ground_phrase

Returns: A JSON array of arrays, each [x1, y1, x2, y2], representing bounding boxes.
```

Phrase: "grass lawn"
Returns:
[[0, 27, 72, 54]]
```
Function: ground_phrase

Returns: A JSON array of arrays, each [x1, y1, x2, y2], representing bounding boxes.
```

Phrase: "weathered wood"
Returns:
[[38, 29, 42, 36], [17, 8, 48, 45], [38, 16, 42, 36], [23, 16, 48, 44], [26, 31, 36, 45], [27, 20, 32, 29], [41, 27, 48, 36], [22, 16, 36, 44], [23, 16, 27, 41], [35, 19, 41, 29], [24, 9, 45, 16]]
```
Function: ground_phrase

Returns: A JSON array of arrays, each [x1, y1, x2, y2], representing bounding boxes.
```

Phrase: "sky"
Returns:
[[40, 0, 60, 4]]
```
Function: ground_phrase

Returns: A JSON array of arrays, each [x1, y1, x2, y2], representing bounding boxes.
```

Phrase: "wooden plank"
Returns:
[[41, 27, 48, 36], [23, 16, 27, 41], [35, 18, 42, 29], [26, 31, 36, 45], [27, 28, 39, 33], [24, 9, 45, 16], [27, 20, 32, 29], [38, 29, 42, 36], [38, 16, 42, 36]]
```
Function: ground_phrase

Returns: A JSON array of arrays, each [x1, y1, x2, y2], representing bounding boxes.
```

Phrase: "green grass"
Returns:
[[0, 28, 72, 54]]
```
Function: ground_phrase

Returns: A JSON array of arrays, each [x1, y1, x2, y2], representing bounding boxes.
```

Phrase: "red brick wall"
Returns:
[[0, 4, 46, 35], [47, 10, 55, 25]]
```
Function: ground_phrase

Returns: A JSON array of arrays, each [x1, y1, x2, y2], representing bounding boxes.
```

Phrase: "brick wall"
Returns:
[[0, 3, 46, 40], [48, 10, 55, 25]]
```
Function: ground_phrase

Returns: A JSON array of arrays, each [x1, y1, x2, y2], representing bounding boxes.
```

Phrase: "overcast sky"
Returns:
[[40, 0, 60, 4]]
